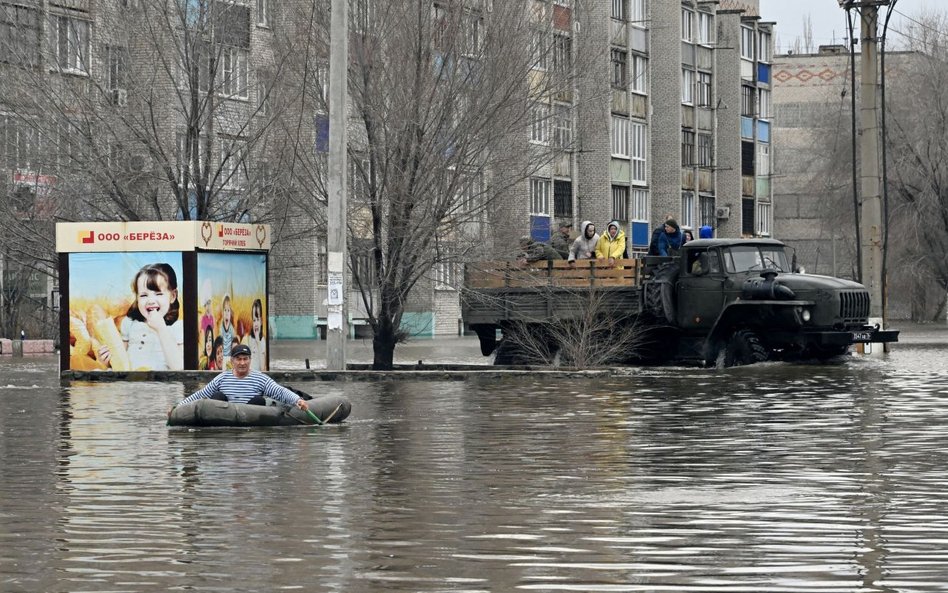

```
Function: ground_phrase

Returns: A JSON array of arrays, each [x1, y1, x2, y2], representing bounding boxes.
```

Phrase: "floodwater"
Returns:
[[2, 328, 948, 592]]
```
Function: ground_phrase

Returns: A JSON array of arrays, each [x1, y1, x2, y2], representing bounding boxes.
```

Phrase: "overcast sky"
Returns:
[[759, 0, 932, 54]]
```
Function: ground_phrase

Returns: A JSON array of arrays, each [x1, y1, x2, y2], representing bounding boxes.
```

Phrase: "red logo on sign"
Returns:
[[79, 231, 94, 244]]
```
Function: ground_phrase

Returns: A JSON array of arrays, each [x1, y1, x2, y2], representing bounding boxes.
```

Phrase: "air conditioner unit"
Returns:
[[715, 206, 730, 219], [112, 88, 128, 107]]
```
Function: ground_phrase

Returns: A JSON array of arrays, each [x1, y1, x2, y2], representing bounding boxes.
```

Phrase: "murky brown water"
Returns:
[[2, 336, 948, 592]]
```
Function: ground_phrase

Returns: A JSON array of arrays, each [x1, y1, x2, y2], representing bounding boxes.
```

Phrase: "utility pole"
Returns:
[[326, 0, 348, 370], [858, 4, 884, 327]]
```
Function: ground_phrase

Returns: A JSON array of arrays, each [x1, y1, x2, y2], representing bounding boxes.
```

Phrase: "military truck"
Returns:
[[462, 238, 898, 367]]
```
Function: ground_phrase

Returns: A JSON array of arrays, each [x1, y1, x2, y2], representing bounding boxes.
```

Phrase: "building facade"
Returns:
[[0, 0, 777, 340]]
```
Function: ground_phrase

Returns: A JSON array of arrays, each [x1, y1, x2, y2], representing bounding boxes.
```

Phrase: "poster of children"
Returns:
[[196, 252, 268, 371], [68, 252, 185, 371]]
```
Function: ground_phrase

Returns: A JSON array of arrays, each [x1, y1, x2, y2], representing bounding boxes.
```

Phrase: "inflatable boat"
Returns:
[[168, 393, 351, 427]]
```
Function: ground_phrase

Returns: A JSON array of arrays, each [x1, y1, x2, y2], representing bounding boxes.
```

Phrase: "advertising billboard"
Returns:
[[196, 252, 269, 371], [68, 252, 185, 371], [57, 221, 270, 374]]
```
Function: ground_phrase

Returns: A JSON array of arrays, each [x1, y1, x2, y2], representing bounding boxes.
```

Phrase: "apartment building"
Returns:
[[0, 0, 776, 340]]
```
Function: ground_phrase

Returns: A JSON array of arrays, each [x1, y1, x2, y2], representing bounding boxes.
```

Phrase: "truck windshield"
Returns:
[[722, 246, 790, 273]]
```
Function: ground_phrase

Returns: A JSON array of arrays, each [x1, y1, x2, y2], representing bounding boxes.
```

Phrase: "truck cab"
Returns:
[[643, 238, 899, 365]]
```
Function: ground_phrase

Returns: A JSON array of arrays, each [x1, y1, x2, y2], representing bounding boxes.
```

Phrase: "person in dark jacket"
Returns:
[[647, 213, 675, 255], [657, 218, 684, 256], [518, 236, 562, 264], [550, 222, 572, 259]]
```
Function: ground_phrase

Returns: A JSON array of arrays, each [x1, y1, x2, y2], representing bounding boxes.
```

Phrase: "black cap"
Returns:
[[231, 344, 252, 357]]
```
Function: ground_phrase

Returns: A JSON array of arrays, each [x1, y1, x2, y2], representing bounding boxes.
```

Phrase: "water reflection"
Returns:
[[1, 350, 947, 591]]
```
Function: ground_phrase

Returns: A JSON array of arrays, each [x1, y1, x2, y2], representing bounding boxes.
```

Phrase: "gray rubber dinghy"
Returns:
[[168, 393, 351, 427]]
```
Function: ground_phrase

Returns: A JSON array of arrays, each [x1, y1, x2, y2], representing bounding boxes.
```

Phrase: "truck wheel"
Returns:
[[724, 330, 769, 367]]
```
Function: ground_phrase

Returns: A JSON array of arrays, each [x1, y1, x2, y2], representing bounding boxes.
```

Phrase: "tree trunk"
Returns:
[[372, 319, 397, 370]]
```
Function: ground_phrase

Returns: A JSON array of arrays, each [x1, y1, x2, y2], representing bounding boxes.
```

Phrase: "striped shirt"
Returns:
[[179, 370, 302, 407]]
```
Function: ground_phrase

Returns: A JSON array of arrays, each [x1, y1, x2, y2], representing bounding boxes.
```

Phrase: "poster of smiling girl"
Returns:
[[67, 252, 185, 371]]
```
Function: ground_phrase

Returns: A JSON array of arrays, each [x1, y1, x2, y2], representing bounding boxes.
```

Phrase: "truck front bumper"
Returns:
[[816, 325, 900, 346]]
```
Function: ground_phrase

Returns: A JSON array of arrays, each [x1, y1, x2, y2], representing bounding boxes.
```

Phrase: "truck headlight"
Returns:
[[802, 309, 811, 322]]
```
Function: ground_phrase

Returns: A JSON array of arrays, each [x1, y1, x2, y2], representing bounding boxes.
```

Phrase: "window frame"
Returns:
[[48, 14, 91, 75], [630, 53, 647, 94], [681, 68, 694, 105], [530, 177, 551, 216], [611, 115, 629, 158], [631, 121, 646, 184], [611, 48, 627, 89]]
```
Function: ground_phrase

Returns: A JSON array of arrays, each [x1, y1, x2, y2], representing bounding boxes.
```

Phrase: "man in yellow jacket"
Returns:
[[595, 220, 627, 267]]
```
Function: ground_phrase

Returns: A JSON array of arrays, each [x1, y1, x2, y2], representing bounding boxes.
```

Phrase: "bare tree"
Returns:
[[492, 288, 650, 368], [0, 0, 316, 336], [885, 10, 948, 320], [292, 0, 593, 369]]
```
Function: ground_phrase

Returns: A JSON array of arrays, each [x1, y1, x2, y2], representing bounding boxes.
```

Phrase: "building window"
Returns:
[[681, 191, 695, 229], [681, 9, 693, 42], [1, 5, 41, 67], [611, 0, 624, 21], [48, 14, 90, 74], [741, 26, 755, 60], [435, 259, 459, 290], [681, 68, 694, 104], [741, 141, 754, 176], [553, 103, 572, 149], [631, 54, 647, 94], [554, 179, 572, 218], [532, 28, 548, 71], [759, 31, 772, 62], [176, 133, 208, 187], [632, 188, 648, 221], [741, 85, 755, 116], [220, 137, 248, 189], [611, 115, 629, 157], [530, 102, 550, 144], [349, 153, 371, 202], [552, 33, 570, 75], [454, 171, 481, 215], [463, 10, 483, 56], [757, 143, 770, 176], [696, 71, 711, 107], [104, 45, 128, 105], [611, 48, 627, 89], [220, 46, 249, 98], [699, 195, 715, 227], [256, 0, 269, 26], [758, 88, 771, 119], [757, 202, 772, 236], [742, 198, 755, 236], [629, 0, 644, 27], [697, 12, 714, 45], [530, 178, 551, 215], [612, 185, 629, 223], [697, 133, 713, 167], [351, 240, 376, 285], [257, 79, 271, 116], [681, 129, 695, 165], [631, 121, 646, 183], [1, 115, 41, 169]]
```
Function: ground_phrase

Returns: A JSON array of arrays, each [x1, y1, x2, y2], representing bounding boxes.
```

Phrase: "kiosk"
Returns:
[[56, 221, 271, 373]]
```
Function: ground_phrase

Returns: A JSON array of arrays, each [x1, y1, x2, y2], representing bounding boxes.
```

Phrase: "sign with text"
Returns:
[[56, 221, 271, 253]]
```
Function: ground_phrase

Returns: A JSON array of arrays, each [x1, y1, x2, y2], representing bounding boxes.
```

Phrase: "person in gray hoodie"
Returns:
[[568, 220, 600, 264]]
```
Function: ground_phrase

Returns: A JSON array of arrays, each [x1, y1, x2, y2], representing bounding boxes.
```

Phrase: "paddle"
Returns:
[[304, 408, 324, 425]]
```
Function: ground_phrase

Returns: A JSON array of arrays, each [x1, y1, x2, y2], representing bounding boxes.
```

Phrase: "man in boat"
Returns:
[[168, 344, 310, 417]]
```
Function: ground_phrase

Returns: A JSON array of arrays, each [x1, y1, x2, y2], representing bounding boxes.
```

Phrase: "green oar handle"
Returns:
[[305, 409, 323, 425]]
